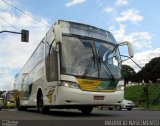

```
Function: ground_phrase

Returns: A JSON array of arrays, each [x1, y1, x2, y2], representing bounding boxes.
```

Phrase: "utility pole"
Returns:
[[13, 83, 16, 91]]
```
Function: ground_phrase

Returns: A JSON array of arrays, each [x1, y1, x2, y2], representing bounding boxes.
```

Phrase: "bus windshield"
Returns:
[[61, 36, 122, 80], [7, 93, 14, 102]]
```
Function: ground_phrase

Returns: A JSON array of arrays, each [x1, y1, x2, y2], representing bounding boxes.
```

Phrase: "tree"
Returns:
[[122, 65, 136, 85], [135, 57, 160, 83], [0, 90, 6, 96]]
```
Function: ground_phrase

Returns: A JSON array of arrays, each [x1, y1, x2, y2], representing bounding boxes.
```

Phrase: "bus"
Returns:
[[1, 91, 16, 109], [15, 20, 133, 114]]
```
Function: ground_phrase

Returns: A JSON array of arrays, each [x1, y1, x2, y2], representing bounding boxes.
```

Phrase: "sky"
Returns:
[[0, 0, 160, 90]]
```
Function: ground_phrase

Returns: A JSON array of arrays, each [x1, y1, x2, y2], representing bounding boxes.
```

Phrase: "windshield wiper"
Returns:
[[99, 58, 115, 81], [82, 46, 96, 78], [97, 44, 118, 81]]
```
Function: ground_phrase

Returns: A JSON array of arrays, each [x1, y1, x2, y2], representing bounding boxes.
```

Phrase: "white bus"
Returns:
[[15, 20, 133, 114]]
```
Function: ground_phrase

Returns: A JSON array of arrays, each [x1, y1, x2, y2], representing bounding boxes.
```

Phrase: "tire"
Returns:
[[16, 98, 27, 111], [16, 98, 20, 110], [108, 108, 113, 110], [127, 108, 132, 111], [37, 92, 49, 114], [80, 106, 93, 115]]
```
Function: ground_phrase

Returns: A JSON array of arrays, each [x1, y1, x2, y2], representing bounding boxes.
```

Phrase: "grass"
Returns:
[[149, 104, 160, 111], [124, 83, 160, 110]]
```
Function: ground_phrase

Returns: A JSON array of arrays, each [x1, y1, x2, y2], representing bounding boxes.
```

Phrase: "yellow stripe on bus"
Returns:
[[77, 78, 116, 92]]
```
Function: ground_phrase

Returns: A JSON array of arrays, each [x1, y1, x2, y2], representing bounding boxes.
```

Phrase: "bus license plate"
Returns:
[[94, 96, 104, 100]]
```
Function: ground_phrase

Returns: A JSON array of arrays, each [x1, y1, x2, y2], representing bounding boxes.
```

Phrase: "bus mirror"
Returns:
[[54, 25, 62, 43], [118, 41, 134, 58]]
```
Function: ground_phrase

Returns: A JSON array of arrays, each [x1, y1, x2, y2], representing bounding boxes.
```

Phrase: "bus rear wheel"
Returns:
[[37, 92, 49, 114], [80, 106, 93, 115], [16, 98, 27, 111]]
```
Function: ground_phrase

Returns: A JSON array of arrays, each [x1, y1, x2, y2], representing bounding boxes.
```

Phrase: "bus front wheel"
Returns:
[[80, 106, 93, 115], [37, 92, 49, 114]]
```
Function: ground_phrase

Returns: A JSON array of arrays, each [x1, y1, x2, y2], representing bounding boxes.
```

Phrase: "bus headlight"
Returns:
[[117, 85, 124, 91], [61, 81, 79, 89], [117, 80, 124, 91]]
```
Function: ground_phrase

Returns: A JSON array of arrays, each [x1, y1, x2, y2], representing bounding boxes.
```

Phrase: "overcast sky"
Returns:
[[0, 0, 160, 90]]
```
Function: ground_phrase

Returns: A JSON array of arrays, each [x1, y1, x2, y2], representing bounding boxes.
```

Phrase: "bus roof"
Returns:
[[57, 20, 116, 44]]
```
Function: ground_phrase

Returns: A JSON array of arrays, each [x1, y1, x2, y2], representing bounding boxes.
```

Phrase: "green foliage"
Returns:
[[136, 57, 160, 83], [125, 84, 160, 109], [122, 65, 136, 85], [149, 104, 160, 110], [124, 85, 144, 104], [0, 90, 5, 96], [123, 57, 160, 84]]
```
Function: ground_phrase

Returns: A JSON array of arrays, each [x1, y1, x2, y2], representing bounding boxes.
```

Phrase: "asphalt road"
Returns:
[[0, 108, 160, 126]]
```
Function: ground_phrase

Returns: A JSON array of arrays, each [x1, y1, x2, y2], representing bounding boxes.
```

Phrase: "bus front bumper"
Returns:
[[57, 87, 124, 106]]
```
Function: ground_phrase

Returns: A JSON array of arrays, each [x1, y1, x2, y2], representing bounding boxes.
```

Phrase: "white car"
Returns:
[[98, 99, 135, 111], [117, 99, 135, 111]]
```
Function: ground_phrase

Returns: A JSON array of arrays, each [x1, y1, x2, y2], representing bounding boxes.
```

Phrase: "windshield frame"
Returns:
[[60, 34, 122, 81]]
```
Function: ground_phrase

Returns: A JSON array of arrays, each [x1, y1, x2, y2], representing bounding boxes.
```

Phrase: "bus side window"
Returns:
[[45, 42, 58, 82]]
